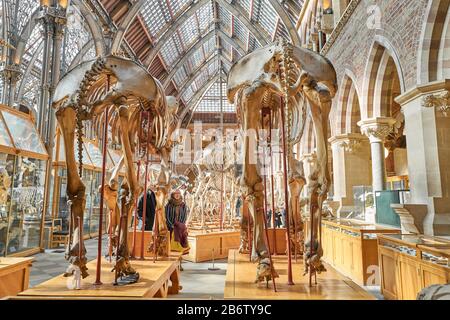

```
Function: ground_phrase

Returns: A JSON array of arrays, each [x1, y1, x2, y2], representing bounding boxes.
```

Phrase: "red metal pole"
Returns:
[[140, 112, 151, 260], [114, 195, 125, 285], [108, 209, 112, 262], [77, 216, 82, 265], [153, 206, 159, 263], [131, 161, 141, 259], [140, 161, 149, 260], [261, 109, 277, 292], [245, 200, 252, 262], [280, 97, 294, 285], [220, 168, 224, 231], [94, 75, 111, 285], [268, 111, 277, 255]]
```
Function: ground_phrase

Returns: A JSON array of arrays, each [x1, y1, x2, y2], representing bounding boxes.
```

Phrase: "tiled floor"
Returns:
[[29, 236, 108, 288]]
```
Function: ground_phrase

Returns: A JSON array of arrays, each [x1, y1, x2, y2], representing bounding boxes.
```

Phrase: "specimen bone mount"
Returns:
[[53, 55, 178, 284], [227, 38, 337, 282]]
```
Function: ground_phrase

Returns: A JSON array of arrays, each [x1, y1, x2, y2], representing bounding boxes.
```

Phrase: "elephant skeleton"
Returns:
[[53, 55, 176, 282], [227, 39, 337, 281]]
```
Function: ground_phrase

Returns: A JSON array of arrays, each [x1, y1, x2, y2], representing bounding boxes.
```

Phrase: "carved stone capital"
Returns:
[[358, 117, 396, 143], [422, 90, 450, 117], [299, 152, 317, 164], [0, 63, 23, 83], [329, 133, 367, 154]]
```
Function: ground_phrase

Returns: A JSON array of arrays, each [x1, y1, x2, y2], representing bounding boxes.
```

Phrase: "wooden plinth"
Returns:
[[0, 257, 33, 298], [224, 250, 375, 300], [185, 230, 240, 263], [267, 228, 287, 255], [17, 255, 181, 299], [127, 230, 153, 258]]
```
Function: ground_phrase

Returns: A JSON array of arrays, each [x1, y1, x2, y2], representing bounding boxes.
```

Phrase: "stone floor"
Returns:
[[28, 236, 382, 299], [29, 236, 108, 288]]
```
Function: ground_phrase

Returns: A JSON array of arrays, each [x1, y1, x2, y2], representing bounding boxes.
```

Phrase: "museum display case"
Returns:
[[48, 128, 124, 243], [351, 185, 375, 222], [185, 229, 240, 263], [378, 234, 450, 300], [0, 105, 49, 257], [321, 218, 400, 286], [0, 257, 33, 298]]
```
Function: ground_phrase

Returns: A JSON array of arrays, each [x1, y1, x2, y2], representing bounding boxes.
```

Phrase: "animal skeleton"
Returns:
[[0, 168, 11, 206], [53, 55, 176, 283], [227, 39, 337, 281]]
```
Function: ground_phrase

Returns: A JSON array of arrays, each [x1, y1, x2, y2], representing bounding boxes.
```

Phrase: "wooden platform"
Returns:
[[185, 230, 240, 262], [17, 254, 181, 299], [267, 228, 287, 255], [0, 257, 33, 298], [224, 250, 376, 300], [127, 230, 153, 258]]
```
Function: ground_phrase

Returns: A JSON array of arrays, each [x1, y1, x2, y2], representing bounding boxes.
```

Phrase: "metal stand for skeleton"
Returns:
[[94, 78, 111, 286], [260, 107, 277, 292], [131, 160, 140, 259], [279, 98, 294, 285]]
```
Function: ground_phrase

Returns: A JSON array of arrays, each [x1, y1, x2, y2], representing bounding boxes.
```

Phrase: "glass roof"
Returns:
[[196, 80, 234, 113], [127, 0, 298, 118], [0, 0, 304, 127]]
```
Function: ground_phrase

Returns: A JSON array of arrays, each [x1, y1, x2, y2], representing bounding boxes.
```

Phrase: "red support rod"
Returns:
[[246, 200, 252, 262], [131, 161, 141, 259], [108, 209, 113, 262], [268, 110, 277, 255], [220, 168, 224, 231], [140, 161, 149, 260], [114, 196, 125, 285], [153, 206, 159, 263], [77, 216, 82, 265], [140, 112, 151, 260], [94, 79, 110, 285], [280, 98, 294, 285], [261, 109, 277, 292]]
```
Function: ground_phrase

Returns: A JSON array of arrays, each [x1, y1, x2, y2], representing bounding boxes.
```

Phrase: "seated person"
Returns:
[[165, 190, 190, 254]]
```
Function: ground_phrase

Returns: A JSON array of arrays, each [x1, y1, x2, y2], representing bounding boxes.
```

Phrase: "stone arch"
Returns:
[[417, 0, 450, 83], [335, 70, 362, 135], [345, 85, 361, 134], [363, 37, 405, 118]]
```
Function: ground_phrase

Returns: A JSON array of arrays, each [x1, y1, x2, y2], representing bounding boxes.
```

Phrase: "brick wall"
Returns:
[[324, 0, 429, 106]]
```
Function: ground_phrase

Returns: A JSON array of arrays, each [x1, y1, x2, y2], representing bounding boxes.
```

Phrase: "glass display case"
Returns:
[[350, 185, 375, 223], [0, 104, 49, 257], [378, 234, 450, 300], [321, 218, 400, 286], [49, 129, 122, 244]]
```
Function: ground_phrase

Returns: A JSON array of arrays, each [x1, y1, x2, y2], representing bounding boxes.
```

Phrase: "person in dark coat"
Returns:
[[137, 189, 156, 231]]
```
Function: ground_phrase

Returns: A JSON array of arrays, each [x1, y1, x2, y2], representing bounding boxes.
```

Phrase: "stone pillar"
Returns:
[[396, 83, 450, 235], [358, 117, 396, 192], [329, 133, 372, 217], [0, 63, 22, 106]]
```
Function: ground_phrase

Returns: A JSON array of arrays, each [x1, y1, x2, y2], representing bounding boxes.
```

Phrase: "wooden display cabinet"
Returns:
[[378, 234, 450, 300], [321, 219, 400, 286], [185, 230, 240, 262], [0, 257, 33, 298]]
